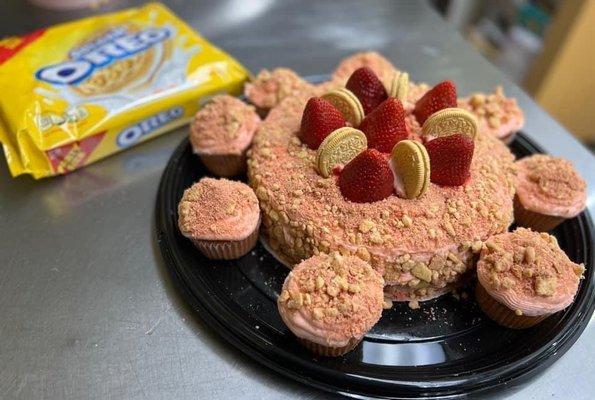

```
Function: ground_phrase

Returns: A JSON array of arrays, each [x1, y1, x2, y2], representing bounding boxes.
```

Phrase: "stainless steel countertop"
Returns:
[[1, 1, 593, 399]]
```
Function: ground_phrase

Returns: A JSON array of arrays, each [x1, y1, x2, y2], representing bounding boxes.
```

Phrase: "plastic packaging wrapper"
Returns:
[[0, 2, 249, 178]]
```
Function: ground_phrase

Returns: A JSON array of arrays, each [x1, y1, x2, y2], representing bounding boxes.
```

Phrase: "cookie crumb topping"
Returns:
[[479, 228, 583, 298], [178, 178, 259, 241], [535, 276, 557, 297], [408, 300, 420, 310], [466, 87, 506, 125], [517, 154, 586, 202], [278, 253, 384, 330]]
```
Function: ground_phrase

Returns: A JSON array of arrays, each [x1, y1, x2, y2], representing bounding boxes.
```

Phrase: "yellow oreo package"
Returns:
[[0, 2, 249, 178]]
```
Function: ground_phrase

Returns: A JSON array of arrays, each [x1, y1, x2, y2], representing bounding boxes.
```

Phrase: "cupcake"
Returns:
[[277, 252, 384, 357], [244, 68, 314, 112], [476, 228, 584, 329], [458, 86, 524, 143], [514, 155, 587, 231], [190, 95, 260, 177], [178, 177, 261, 259]]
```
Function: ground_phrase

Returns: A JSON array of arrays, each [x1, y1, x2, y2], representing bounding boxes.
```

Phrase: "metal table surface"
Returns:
[[1, 1, 593, 399]]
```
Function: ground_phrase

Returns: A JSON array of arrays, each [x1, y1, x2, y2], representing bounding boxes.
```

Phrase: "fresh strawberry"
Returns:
[[346, 67, 388, 114], [425, 133, 474, 186], [359, 98, 408, 153], [299, 97, 346, 149], [338, 149, 394, 203], [413, 80, 457, 125]]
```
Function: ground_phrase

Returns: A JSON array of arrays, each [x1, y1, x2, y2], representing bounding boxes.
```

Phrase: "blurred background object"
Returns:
[[431, 0, 595, 150], [28, 0, 109, 10]]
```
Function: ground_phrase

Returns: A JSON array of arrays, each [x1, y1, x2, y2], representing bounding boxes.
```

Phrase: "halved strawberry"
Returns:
[[338, 149, 394, 203], [359, 98, 408, 153], [299, 97, 346, 149], [346, 67, 388, 114], [413, 80, 457, 125], [425, 133, 474, 186]]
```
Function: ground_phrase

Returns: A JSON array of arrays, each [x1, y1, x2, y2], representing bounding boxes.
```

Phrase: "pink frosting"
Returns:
[[277, 253, 384, 347], [178, 178, 260, 241], [190, 95, 260, 155], [515, 155, 587, 218], [476, 228, 584, 316], [389, 159, 407, 198]]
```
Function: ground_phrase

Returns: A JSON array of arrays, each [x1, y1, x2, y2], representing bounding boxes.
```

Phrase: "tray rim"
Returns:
[[155, 77, 595, 399]]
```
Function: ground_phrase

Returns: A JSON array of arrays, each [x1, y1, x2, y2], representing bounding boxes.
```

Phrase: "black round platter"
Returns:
[[155, 77, 595, 399]]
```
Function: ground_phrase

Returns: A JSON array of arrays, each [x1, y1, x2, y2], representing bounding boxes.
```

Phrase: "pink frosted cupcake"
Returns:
[[476, 228, 584, 329], [178, 178, 261, 259], [190, 95, 260, 177], [244, 68, 314, 112], [277, 252, 384, 357], [514, 155, 587, 231], [458, 86, 524, 143]]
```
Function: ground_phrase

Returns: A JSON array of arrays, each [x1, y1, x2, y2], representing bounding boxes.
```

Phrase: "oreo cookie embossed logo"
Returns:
[[35, 26, 171, 85], [117, 106, 184, 148]]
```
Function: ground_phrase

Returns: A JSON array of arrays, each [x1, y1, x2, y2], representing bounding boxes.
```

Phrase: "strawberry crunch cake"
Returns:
[[246, 53, 521, 302]]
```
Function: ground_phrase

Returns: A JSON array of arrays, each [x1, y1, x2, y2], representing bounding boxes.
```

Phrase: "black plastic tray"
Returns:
[[155, 83, 594, 399]]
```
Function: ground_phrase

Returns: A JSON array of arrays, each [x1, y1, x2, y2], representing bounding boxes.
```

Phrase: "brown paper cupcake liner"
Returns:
[[199, 151, 247, 177], [297, 337, 361, 357], [475, 282, 548, 329], [514, 195, 566, 232], [192, 218, 260, 260], [255, 106, 270, 119], [501, 131, 517, 145]]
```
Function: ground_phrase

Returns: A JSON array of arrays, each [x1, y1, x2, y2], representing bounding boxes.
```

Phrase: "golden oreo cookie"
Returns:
[[316, 127, 367, 177], [322, 88, 365, 126], [389, 71, 409, 101], [421, 107, 478, 140], [390, 140, 430, 199]]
